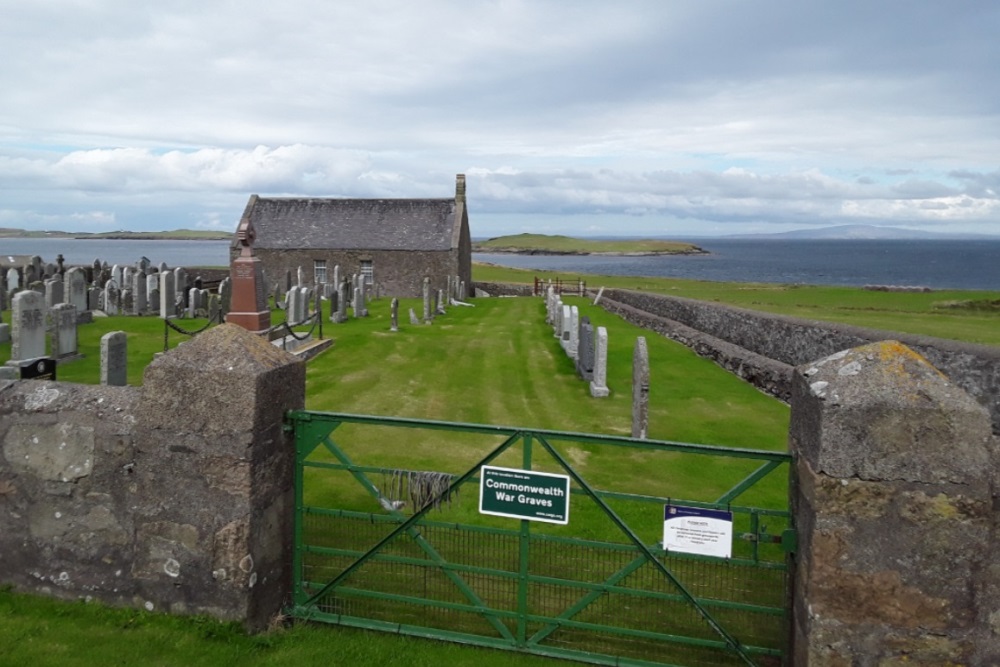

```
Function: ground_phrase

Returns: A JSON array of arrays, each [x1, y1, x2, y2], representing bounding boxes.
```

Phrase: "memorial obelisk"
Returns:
[[225, 205, 271, 332]]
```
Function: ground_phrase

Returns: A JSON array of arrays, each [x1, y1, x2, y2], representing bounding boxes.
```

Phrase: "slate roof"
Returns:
[[245, 197, 459, 251]]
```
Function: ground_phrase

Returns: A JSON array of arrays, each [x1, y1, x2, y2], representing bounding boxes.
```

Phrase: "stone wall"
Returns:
[[0, 324, 304, 630], [598, 289, 1000, 432], [244, 248, 471, 299]]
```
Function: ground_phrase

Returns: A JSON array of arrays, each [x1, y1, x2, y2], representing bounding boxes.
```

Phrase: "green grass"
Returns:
[[473, 233, 703, 255], [473, 263, 1000, 346]]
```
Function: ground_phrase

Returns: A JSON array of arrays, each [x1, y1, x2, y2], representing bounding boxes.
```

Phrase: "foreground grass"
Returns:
[[473, 263, 1000, 346]]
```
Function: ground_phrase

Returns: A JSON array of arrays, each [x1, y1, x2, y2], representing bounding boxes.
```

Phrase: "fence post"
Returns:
[[788, 340, 999, 665]]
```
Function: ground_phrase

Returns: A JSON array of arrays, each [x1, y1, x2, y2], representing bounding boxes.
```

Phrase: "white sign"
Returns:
[[663, 505, 733, 558]]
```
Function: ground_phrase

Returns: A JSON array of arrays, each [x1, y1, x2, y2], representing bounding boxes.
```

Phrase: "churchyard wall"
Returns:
[[0, 324, 304, 630]]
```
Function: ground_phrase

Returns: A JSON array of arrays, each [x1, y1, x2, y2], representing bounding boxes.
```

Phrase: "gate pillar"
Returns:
[[788, 340, 998, 665], [136, 323, 304, 630]]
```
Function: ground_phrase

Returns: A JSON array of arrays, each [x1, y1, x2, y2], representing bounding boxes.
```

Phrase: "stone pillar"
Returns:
[[789, 341, 999, 666], [590, 326, 610, 398], [567, 305, 579, 360], [631, 337, 649, 438], [422, 277, 431, 323], [390, 298, 399, 332], [135, 324, 304, 630], [160, 271, 176, 319]]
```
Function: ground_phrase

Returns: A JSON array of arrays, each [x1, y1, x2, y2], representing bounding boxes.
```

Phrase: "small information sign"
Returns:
[[16, 357, 57, 381], [663, 504, 733, 558], [479, 466, 570, 525]]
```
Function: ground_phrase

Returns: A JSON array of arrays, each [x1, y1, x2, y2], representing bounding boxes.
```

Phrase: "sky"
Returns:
[[1, 1, 999, 238]]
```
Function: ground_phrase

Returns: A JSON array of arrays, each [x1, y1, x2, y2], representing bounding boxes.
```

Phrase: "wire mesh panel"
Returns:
[[289, 411, 792, 667]]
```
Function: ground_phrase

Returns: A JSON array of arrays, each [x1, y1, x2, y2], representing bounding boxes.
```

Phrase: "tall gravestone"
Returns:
[[160, 269, 176, 319], [66, 267, 88, 312], [577, 316, 595, 381], [133, 271, 147, 315], [10, 290, 47, 361], [422, 277, 431, 323], [100, 330, 128, 386], [51, 303, 78, 358], [390, 298, 399, 332], [631, 337, 649, 438], [226, 213, 271, 332], [44, 275, 64, 308], [590, 326, 610, 398]]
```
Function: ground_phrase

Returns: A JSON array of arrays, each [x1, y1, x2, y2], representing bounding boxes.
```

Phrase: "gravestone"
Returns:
[[188, 287, 202, 319], [158, 261, 168, 274], [357, 280, 368, 317], [139, 256, 151, 273], [121, 289, 134, 315], [436, 289, 446, 315], [560, 305, 572, 350], [159, 271, 176, 319], [146, 273, 159, 304], [51, 303, 78, 357], [66, 267, 88, 312], [332, 265, 340, 293], [422, 277, 432, 323], [207, 294, 220, 322], [11, 290, 47, 361], [296, 266, 305, 287], [567, 305, 579, 360], [100, 330, 127, 386], [409, 308, 420, 325], [330, 281, 348, 323], [351, 287, 362, 318], [225, 216, 271, 332], [88, 287, 101, 311], [44, 274, 64, 308], [577, 316, 595, 381], [0, 324, 8, 344], [111, 264, 122, 287], [103, 280, 120, 315], [174, 268, 188, 308], [390, 298, 399, 332], [6, 268, 19, 292], [133, 271, 147, 315], [590, 326, 610, 398], [632, 337, 649, 438], [218, 277, 232, 316]]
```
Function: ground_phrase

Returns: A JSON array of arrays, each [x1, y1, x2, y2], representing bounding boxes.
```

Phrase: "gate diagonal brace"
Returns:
[[535, 435, 758, 667], [301, 431, 528, 643]]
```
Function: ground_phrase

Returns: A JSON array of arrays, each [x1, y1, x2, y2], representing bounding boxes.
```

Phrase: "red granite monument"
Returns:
[[226, 216, 271, 332]]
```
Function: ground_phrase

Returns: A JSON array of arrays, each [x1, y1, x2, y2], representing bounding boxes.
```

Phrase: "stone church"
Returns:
[[231, 174, 472, 298]]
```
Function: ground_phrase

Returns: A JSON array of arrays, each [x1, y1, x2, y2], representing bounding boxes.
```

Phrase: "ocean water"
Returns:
[[476, 238, 1000, 291], [3, 236, 999, 291]]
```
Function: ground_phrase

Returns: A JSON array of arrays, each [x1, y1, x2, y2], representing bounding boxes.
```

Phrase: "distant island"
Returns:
[[472, 233, 707, 256], [726, 224, 999, 241], [0, 227, 230, 241]]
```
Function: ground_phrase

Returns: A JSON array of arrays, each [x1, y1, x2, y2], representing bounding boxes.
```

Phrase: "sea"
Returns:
[[2, 236, 1000, 291]]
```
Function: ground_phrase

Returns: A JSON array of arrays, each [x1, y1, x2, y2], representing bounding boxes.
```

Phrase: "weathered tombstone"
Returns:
[[139, 256, 151, 273], [207, 293, 220, 322], [390, 298, 399, 332], [560, 305, 572, 350], [351, 287, 362, 319], [631, 337, 649, 438], [159, 271, 176, 319], [577, 316, 595, 381], [51, 303, 78, 357], [436, 289, 447, 315], [122, 266, 134, 289], [332, 265, 340, 293], [313, 288, 322, 322], [121, 289, 134, 315], [110, 264, 122, 287], [146, 273, 159, 303], [100, 330, 127, 386], [0, 324, 9, 345], [6, 268, 20, 291], [103, 280, 120, 315], [188, 287, 201, 319], [133, 271, 147, 315], [422, 277, 432, 323], [10, 290, 47, 361], [174, 267, 188, 307], [158, 261, 168, 274], [357, 280, 368, 317], [284, 269, 293, 293], [66, 267, 88, 312], [44, 274, 64, 308], [330, 281, 348, 323], [567, 305, 579, 360], [296, 266, 305, 287], [590, 326, 610, 398], [409, 308, 420, 325], [218, 277, 232, 316], [88, 287, 101, 311]]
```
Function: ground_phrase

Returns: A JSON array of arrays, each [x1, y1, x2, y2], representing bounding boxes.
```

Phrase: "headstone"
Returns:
[[560, 305, 572, 348], [632, 337, 649, 438], [207, 293, 220, 322], [330, 281, 348, 323], [0, 324, 9, 344], [10, 290, 47, 361], [133, 271, 147, 315], [409, 308, 420, 325], [174, 267, 188, 307], [146, 273, 159, 303], [100, 331, 128, 386], [357, 280, 368, 317], [66, 267, 88, 312], [103, 280, 120, 315], [218, 277, 232, 316], [121, 289, 134, 315], [297, 266, 305, 287], [577, 316, 595, 381], [6, 268, 19, 291], [390, 298, 399, 332], [88, 287, 101, 312], [284, 269, 293, 293], [158, 261, 168, 274], [159, 271, 176, 319], [51, 303, 78, 357], [111, 264, 122, 287], [122, 266, 134, 288], [332, 265, 340, 292], [139, 256, 151, 273], [44, 274, 64, 308], [422, 277, 432, 323], [567, 305, 579, 360], [351, 287, 362, 319], [590, 326, 610, 398], [436, 289, 446, 315]]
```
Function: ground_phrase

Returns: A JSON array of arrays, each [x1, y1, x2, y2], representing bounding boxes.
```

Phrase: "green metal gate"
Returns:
[[288, 411, 794, 666]]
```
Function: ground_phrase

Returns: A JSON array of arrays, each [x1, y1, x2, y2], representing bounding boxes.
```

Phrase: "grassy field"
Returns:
[[473, 233, 704, 255], [474, 262, 1000, 346], [1, 290, 792, 666]]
